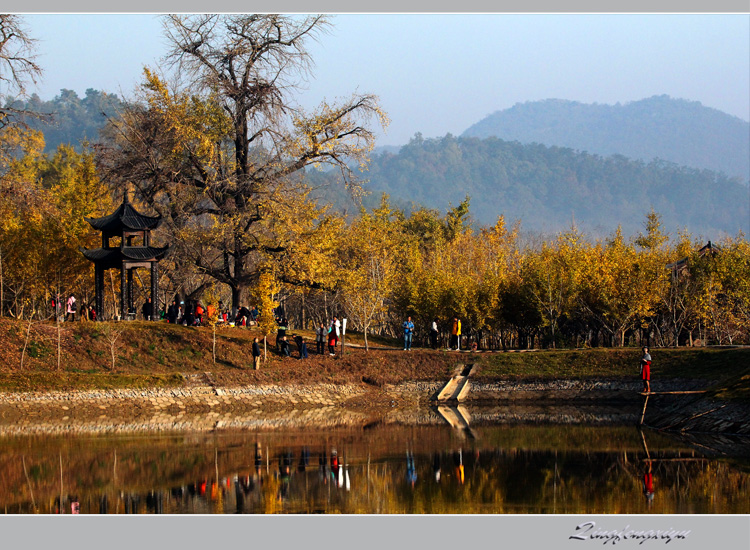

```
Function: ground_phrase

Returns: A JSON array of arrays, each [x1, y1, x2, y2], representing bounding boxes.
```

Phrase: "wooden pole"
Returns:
[[639, 394, 649, 426]]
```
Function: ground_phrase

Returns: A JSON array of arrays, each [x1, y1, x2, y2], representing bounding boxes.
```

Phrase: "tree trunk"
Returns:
[[231, 284, 247, 318]]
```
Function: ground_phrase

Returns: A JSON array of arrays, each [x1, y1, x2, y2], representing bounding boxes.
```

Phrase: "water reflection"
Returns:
[[0, 421, 747, 514]]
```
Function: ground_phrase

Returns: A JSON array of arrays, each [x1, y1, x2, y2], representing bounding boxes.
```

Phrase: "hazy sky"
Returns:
[[24, 13, 750, 146]]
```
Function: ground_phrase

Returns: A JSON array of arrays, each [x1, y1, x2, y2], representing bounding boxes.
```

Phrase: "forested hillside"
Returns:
[[462, 96, 750, 184], [4, 89, 126, 153], [351, 134, 749, 238]]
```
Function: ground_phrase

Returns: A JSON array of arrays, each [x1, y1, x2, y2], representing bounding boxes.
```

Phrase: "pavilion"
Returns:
[[80, 193, 170, 320]]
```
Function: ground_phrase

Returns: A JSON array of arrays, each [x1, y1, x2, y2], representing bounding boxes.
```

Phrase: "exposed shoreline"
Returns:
[[0, 377, 747, 437]]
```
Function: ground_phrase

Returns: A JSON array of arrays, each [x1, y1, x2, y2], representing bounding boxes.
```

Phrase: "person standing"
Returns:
[[279, 335, 290, 357], [430, 318, 439, 350], [316, 323, 326, 355], [403, 316, 415, 351], [295, 335, 308, 359], [142, 298, 152, 321], [167, 299, 179, 324], [65, 294, 77, 322], [640, 346, 652, 393], [450, 316, 462, 350], [327, 327, 337, 356], [252, 337, 261, 370]]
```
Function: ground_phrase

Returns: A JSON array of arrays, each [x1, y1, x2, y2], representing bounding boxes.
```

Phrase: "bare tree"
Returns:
[[0, 14, 42, 129]]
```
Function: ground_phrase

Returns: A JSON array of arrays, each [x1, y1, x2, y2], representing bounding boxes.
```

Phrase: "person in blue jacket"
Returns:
[[403, 316, 415, 351]]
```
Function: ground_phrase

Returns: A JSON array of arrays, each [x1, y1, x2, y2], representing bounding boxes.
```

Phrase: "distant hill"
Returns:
[[343, 134, 749, 238], [5, 89, 126, 153], [462, 96, 750, 184]]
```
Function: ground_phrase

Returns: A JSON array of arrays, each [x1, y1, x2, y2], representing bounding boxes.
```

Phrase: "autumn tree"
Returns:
[[99, 15, 387, 314], [338, 196, 404, 351], [253, 269, 280, 362]]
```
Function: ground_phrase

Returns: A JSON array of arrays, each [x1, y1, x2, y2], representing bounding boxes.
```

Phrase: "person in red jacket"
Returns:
[[640, 346, 652, 393]]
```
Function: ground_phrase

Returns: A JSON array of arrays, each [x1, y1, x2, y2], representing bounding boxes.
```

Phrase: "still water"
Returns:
[[1, 413, 748, 514]]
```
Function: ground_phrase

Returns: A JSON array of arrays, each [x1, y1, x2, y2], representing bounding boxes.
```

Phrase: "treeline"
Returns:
[[4, 88, 126, 153], [0, 14, 747, 352], [352, 133, 750, 237], [280, 197, 749, 350], [3, 125, 748, 351]]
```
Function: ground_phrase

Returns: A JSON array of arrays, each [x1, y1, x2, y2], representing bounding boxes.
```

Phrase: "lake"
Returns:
[[1, 406, 748, 514]]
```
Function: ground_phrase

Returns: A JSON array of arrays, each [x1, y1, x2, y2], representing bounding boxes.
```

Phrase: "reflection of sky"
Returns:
[[3, 425, 749, 514], [23, 14, 750, 146]]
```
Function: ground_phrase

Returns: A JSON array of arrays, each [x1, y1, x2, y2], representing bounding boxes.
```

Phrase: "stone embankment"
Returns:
[[0, 376, 745, 436]]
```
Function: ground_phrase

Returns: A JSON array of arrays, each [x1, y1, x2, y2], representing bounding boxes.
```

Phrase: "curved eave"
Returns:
[[80, 245, 172, 265], [121, 245, 172, 262], [85, 203, 162, 233]]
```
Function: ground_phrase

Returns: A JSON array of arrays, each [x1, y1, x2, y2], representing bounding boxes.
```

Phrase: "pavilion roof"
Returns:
[[80, 245, 171, 267], [85, 194, 162, 233]]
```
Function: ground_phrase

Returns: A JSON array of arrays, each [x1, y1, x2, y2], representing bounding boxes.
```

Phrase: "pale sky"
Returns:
[[23, 13, 750, 146]]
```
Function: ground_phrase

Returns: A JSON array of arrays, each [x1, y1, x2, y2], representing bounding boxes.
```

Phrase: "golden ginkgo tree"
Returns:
[[99, 14, 388, 316]]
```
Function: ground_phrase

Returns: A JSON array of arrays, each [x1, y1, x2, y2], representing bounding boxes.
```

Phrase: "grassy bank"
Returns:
[[1, 319, 748, 395]]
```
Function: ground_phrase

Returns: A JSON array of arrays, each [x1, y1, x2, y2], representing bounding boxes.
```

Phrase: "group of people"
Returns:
[[403, 316, 463, 352], [50, 294, 96, 322]]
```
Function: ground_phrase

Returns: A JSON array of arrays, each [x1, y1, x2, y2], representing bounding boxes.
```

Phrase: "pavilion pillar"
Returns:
[[150, 262, 158, 321], [120, 264, 127, 321], [95, 264, 104, 322], [127, 268, 134, 317]]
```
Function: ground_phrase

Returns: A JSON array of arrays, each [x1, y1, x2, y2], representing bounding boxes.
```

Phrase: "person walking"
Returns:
[[252, 337, 261, 370], [430, 318, 439, 349], [403, 316, 415, 351], [640, 346, 652, 393], [316, 323, 326, 355], [65, 294, 77, 322]]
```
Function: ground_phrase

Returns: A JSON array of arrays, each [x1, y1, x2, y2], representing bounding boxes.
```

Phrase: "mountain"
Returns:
[[462, 96, 750, 184], [348, 134, 749, 238]]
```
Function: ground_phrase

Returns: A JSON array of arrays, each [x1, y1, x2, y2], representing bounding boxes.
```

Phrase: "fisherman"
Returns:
[[640, 346, 652, 393]]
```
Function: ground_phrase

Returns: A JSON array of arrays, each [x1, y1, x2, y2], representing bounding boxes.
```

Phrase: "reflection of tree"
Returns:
[[1, 429, 749, 514]]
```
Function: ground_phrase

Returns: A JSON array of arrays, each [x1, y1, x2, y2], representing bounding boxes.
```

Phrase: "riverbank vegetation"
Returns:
[[1, 318, 748, 393]]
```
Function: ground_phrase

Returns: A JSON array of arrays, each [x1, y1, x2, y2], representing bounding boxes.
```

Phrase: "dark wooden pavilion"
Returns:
[[80, 194, 170, 320]]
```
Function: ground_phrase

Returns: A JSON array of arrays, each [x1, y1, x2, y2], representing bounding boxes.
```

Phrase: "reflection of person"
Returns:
[[643, 460, 654, 505], [406, 450, 417, 487], [433, 453, 441, 482], [454, 449, 464, 484], [255, 442, 263, 476], [640, 346, 652, 393]]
